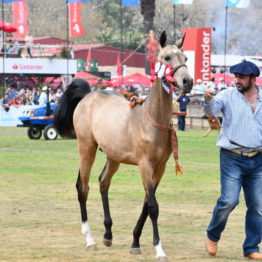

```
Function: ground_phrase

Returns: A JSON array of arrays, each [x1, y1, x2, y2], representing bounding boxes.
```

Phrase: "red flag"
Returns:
[[69, 2, 85, 38], [12, 0, 29, 37], [117, 53, 122, 76], [86, 48, 91, 71]]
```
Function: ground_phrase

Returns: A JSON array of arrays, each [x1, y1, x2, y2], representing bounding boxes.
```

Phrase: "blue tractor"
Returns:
[[18, 102, 58, 140]]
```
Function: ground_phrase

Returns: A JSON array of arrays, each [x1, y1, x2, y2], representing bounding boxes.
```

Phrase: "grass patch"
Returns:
[[0, 127, 248, 262]]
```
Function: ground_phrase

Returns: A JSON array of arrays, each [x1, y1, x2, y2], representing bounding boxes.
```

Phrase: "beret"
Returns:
[[230, 60, 260, 77]]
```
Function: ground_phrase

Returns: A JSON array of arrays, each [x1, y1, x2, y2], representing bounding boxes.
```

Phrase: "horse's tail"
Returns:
[[54, 78, 91, 138]]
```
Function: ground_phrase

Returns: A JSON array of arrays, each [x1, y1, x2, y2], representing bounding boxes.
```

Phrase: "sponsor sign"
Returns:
[[183, 28, 212, 85], [0, 58, 77, 74], [12, 0, 29, 37]]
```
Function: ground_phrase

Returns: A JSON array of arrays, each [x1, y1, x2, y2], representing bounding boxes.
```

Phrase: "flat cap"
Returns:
[[230, 60, 260, 77]]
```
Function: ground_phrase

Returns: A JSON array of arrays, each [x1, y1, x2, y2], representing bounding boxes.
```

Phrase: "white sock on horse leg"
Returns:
[[155, 241, 167, 258], [81, 221, 96, 247]]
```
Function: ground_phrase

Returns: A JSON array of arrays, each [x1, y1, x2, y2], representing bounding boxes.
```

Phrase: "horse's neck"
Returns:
[[145, 78, 173, 126]]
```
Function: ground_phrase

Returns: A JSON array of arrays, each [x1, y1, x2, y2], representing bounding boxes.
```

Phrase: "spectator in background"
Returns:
[[32, 87, 39, 105], [0, 93, 10, 112], [13, 40, 20, 57], [8, 95, 22, 107], [39, 86, 49, 105], [25, 35, 33, 58], [217, 78, 227, 91], [209, 77, 218, 94], [55, 88, 63, 101], [191, 79, 206, 95], [176, 92, 190, 131]]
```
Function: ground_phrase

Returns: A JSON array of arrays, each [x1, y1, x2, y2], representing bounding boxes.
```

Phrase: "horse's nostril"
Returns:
[[183, 78, 188, 85]]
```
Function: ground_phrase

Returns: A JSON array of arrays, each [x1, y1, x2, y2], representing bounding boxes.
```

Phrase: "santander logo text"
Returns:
[[200, 30, 211, 86], [12, 63, 43, 71]]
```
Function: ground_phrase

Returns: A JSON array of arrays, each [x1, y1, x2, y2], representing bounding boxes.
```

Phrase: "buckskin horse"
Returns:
[[54, 31, 193, 262]]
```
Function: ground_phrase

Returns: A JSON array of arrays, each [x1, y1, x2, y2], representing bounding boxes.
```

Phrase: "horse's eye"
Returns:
[[165, 56, 171, 61]]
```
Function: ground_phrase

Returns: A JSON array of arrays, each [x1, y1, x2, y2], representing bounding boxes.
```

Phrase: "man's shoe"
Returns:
[[245, 252, 262, 260], [205, 238, 218, 256]]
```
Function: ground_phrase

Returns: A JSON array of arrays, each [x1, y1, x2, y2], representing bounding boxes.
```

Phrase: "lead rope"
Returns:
[[142, 103, 183, 175]]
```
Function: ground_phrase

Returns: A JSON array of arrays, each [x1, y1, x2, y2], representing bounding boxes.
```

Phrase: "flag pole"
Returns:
[[173, 3, 177, 40], [223, 4, 228, 78], [66, 1, 69, 82], [2, 0, 6, 90], [120, 0, 123, 84]]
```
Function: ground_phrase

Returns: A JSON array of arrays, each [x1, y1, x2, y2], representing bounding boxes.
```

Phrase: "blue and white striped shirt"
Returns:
[[202, 87, 262, 151]]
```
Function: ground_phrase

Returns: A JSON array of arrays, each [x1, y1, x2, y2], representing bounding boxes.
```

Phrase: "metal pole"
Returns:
[[173, 4, 176, 40], [66, 2, 69, 82], [120, 0, 123, 84], [1, 0, 5, 90], [223, 5, 228, 77]]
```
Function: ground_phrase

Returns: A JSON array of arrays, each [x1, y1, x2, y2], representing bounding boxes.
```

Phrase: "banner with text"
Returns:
[[183, 28, 212, 85], [69, 2, 85, 37], [12, 0, 29, 37]]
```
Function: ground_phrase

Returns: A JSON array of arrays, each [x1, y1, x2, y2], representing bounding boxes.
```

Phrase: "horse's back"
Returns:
[[74, 91, 135, 141]]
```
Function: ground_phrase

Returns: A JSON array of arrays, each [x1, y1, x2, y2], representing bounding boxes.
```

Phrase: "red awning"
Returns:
[[74, 71, 109, 86], [110, 73, 152, 88], [211, 73, 234, 85], [0, 20, 17, 33]]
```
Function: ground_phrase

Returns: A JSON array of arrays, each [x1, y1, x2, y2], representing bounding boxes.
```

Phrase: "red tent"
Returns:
[[110, 73, 152, 88], [75, 71, 109, 86], [211, 73, 235, 85], [0, 20, 17, 33], [256, 77, 262, 86]]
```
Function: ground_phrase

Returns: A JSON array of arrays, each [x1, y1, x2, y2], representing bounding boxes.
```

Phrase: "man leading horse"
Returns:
[[203, 60, 262, 260]]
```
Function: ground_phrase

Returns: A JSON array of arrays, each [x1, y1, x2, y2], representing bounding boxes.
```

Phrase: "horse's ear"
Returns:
[[159, 31, 167, 48], [175, 33, 186, 49]]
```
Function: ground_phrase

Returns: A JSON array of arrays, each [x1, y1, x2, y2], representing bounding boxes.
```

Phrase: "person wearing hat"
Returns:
[[217, 77, 227, 91], [191, 78, 206, 95], [203, 60, 262, 260], [39, 86, 49, 106]]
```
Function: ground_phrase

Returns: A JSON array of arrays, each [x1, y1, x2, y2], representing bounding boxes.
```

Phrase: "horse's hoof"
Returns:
[[103, 238, 112, 247], [86, 244, 98, 251], [130, 247, 141, 255], [157, 256, 169, 262]]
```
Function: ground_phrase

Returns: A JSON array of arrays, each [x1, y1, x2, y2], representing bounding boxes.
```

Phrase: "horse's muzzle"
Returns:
[[182, 77, 193, 93]]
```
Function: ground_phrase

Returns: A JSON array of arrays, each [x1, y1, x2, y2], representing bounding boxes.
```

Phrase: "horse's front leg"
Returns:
[[99, 158, 120, 247], [134, 162, 168, 262], [130, 196, 149, 255]]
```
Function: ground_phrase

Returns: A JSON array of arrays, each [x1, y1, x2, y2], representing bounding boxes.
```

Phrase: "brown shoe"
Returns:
[[245, 253, 262, 260], [205, 238, 218, 256]]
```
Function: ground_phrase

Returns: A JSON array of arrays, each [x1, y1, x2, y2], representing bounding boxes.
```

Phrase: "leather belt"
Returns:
[[229, 149, 260, 157]]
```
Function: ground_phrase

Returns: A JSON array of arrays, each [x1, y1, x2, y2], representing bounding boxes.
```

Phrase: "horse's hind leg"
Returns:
[[76, 143, 97, 250], [99, 157, 120, 247]]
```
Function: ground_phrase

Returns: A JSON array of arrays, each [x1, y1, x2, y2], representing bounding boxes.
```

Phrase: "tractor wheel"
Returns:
[[27, 126, 42, 139], [43, 125, 58, 140]]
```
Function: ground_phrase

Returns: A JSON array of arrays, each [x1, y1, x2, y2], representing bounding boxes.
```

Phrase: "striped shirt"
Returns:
[[202, 87, 262, 152]]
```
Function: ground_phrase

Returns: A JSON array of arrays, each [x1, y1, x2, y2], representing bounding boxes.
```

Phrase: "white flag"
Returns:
[[173, 0, 193, 4], [226, 0, 250, 8]]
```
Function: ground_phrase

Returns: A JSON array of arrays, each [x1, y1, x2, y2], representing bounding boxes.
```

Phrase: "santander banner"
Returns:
[[0, 58, 77, 75], [12, 0, 29, 37], [69, 2, 86, 38], [183, 28, 212, 85]]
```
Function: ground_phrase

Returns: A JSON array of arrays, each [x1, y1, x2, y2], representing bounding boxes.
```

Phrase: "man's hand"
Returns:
[[204, 90, 214, 101]]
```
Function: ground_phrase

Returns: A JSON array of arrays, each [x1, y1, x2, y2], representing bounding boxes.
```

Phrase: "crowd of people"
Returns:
[[0, 86, 63, 112], [190, 77, 235, 96]]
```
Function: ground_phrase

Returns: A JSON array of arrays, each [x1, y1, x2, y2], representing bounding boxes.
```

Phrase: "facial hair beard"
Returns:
[[236, 78, 253, 93]]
